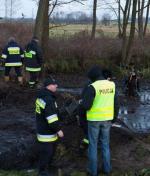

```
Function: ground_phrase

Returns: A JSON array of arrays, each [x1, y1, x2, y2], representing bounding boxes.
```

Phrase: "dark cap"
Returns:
[[87, 66, 102, 82], [44, 77, 57, 87]]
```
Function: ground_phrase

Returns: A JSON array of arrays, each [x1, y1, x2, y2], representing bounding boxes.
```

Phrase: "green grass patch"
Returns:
[[0, 170, 37, 176]]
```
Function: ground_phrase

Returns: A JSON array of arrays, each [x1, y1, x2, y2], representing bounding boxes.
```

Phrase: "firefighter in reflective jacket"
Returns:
[[24, 36, 43, 88], [1, 37, 24, 84], [35, 77, 64, 176]]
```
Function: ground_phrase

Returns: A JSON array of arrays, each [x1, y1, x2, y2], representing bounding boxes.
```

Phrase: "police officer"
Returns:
[[35, 77, 64, 176], [24, 36, 43, 88], [1, 37, 24, 84], [80, 66, 119, 176]]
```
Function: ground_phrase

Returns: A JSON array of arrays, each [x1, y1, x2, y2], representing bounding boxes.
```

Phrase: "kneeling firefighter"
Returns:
[[35, 77, 64, 176]]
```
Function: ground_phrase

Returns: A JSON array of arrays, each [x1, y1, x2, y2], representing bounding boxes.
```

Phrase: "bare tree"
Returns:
[[34, 0, 49, 62], [34, 0, 48, 43], [122, 0, 138, 63], [138, 0, 145, 40], [118, 0, 122, 38], [91, 0, 97, 39], [121, 0, 132, 63], [4, 0, 21, 18], [137, 0, 150, 38], [143, 0, 150, 36], [101, 13, 111, 26], [100, 0, 121, 37], [33, 0, 85, 61]]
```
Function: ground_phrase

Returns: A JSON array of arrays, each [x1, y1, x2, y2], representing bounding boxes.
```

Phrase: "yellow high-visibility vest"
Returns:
[[87, 80, 115, 121]]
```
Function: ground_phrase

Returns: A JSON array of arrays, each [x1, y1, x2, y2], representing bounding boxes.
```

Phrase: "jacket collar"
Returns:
[[44, 88, 56, 98]]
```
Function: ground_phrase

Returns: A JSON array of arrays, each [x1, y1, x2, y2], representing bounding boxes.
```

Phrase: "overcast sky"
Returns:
[[0, 0, 117, 19]]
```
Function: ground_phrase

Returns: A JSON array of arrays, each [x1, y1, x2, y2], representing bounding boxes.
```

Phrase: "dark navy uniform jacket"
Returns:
[[35, 88, 61, 142], [1, 41, 24, 66], [24, 40, 43, 72]]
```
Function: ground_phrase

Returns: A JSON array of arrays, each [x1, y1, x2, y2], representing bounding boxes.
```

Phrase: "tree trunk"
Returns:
[[34, 0, 49, 46], [121, 0, 131, 62], [118, 0, 122, 38], [34, 0, 49, 78], [144, 0, 150, 36], [41, 0, 49, 60], [138, 0, 144, 40], [126, 0, 138, 63], [91, 0, 97, 39]]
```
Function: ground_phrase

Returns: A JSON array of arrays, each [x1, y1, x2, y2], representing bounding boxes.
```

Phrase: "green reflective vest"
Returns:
[[24, 50, 36, 58], [87, 80, 115, 121]]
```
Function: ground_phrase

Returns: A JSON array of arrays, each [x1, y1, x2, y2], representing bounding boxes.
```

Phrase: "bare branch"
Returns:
[[49, 0, 58, 17], [115, 0, 124, 13], [136, 1, 150, 12], [56, 0, 85, 6], [99, 0, 118, 19]]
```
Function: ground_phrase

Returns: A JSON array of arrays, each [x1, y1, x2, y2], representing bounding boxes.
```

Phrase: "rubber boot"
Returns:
[[4, 76, 10, 82], [18, 76, 23, 86]]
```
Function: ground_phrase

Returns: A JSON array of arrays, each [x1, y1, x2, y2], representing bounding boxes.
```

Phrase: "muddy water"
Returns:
[[58, 88, 150, 134], [0, 84, 149, 170], [118, 91, 150, 134]]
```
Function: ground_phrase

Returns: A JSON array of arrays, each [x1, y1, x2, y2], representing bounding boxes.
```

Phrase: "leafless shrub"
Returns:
[[1, 22, 150, 74], [0, 22, 33, 51], [46, 31, 122, 72]]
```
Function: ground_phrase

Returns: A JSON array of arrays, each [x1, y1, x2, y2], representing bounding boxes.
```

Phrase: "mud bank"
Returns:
[[0, 76, 150, 175]]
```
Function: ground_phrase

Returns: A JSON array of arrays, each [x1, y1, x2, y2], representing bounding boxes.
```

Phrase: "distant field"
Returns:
[[49, 24, 119, 37], [49, 23, 150, 38]]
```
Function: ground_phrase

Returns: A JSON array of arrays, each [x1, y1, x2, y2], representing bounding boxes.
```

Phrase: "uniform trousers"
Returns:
[[38, 141, 56, 173]]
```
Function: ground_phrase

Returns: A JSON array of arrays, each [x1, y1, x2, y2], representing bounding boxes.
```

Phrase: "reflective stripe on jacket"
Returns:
[[37, 134, 58, 142], [1, 42, 24, 66], [5, 62, 22, 66], [35, 89, 60, 142], [24, 40, 43, 71], [87, 80, 115, 121], [24, 50, 41, 71]]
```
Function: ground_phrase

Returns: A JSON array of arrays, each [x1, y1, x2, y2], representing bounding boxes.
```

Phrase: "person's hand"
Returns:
[[78, 99, 82, 104], [57, 130, 64, 138]]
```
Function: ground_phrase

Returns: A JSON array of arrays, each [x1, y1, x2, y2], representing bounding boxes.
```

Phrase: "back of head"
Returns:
[[8, 37, 15, 43], [32, 36, 39, 43], [26, 36, 38, 51], [87, 65, 102, 82], [102, 69, 112, 80]]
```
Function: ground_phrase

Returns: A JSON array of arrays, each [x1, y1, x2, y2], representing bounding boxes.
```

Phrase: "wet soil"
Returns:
[[0, 74, 150, 175]]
